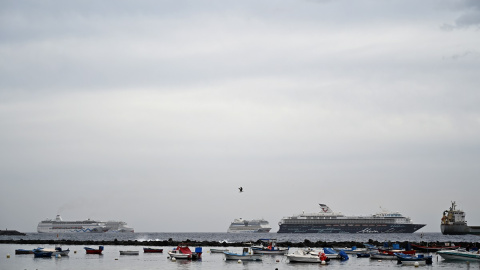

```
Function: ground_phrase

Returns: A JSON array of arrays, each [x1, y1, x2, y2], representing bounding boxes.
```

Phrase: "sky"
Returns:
[[1, 0, 480, 233]]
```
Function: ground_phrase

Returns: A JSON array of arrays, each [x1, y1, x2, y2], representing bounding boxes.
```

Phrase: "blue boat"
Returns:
[[33, 248, 53, 258], [395, 253, 432, 265]]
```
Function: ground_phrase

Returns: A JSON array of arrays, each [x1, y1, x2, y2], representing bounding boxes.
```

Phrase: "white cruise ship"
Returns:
[[104, 221, 134, 233], [37, 215, 134, 233], [227, 218, 272, 233]]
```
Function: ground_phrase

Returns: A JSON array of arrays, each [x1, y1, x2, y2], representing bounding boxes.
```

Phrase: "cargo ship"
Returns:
[[277, 204, 425, 233], [441, 201, 480, 235], [227, 218, 272, 233], [37, 215, 134, 233]]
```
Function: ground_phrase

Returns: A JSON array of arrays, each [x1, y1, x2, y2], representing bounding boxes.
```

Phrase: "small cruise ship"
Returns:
[[277, 204, 425, 233], [227, 218, 272, 233], [37, 215, 134, 233]]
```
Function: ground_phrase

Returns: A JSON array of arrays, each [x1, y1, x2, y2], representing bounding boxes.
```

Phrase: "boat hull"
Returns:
[[224, 253, 262, 261], [15, 249, 34, 254], [210, 248, 229, 253], [143, 248, 163, 253], [120, 251, 139, 255], [370, 253, 397, 260], [287, 255, 324, 263], [278, 223, 425, 233]]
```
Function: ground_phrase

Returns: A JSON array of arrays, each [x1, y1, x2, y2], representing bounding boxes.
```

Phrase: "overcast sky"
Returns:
[[1, 0, 480, 233]]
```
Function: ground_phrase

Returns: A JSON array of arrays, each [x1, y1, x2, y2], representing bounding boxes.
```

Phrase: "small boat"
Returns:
[[356, 253, 371, 258], [378, 242, 416, 255], [143, 247, 163, 253], [411, 243, 460, 252], [395, 253, 433, 265], [251, 239, 289, 255], [437, 249, 480, 261], [370, 252, 397, 260], [15, 249, 34, 254], [337, 246, 367, 254], [120, 250, 139, 255], [210, 248, 229, 253], [168, 245, 202, 260], [286, 248, 330, 263], [323, 248, 349, 260], [35, 247, 70, 256], [33, 248, 53, 258], [224, 248, 262, 261], [84, 246, 104, 254], [378, 248, 415, 255]]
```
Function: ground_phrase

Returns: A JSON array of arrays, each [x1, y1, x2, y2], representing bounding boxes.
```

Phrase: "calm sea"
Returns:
[[1, 232, 479, 270]]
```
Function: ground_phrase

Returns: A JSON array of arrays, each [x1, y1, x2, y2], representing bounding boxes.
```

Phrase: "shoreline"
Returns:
[[1, 238, 479, 248]]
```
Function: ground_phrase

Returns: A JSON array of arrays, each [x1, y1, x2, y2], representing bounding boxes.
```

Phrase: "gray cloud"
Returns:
[[1, 0, 479, 232]]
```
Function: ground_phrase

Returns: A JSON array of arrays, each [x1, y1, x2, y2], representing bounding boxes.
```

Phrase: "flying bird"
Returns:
[[238, 187, 243, 192]]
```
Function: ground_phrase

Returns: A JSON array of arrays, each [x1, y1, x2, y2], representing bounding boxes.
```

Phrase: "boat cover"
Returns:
[[177, 246, 192, 254]]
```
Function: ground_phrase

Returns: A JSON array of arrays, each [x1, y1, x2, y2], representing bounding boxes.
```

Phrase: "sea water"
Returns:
[[1, 233, 479, 269]]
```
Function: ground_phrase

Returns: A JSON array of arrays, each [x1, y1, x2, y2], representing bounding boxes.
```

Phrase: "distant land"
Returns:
[[0, 230, 26, 236]]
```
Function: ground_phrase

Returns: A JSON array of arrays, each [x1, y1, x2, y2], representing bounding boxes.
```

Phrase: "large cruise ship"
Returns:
[[37, 215, 134, 233], [277, 204, 425, 233], [227, 218, 272, 233]]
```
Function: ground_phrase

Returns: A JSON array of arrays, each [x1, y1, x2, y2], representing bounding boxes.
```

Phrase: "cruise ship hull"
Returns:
[[278, 223, 425, 233]]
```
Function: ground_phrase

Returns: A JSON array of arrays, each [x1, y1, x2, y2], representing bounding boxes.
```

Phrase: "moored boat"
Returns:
[[251, 239, 289, 255], [15, 249, 34, 254], [323, 248, 349, 260], [33, 248, 53, 258], [120, 250, 139, 255], [210, 248, 229, 253], [168, 245, 202, 260], [395, 253, 432, 265], [437, 249, 480, 261], [143, 247, 163, 253], [370, 252, 397, 260], [224, 248, 262, 261], [84, 246, 104, 254], [411, 243, 460, 252], [337, 246, 367, 254], [286, 248, 330, 263]]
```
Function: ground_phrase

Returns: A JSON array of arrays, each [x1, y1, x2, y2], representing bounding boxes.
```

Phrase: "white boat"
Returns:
[[35, 247, 70, 256], [228, 218, 271, 233], [337, 247, 367, 254], [437, 249, 480, 261], [370, 252, 397, 260], [251, 239, 289, 255], [168, 246, 202, 260], [287, 248, 329, 263], [119, 250, 139, 255], [224, 248, 262, 261]]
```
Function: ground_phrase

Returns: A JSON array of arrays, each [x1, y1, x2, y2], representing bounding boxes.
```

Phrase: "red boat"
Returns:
[[411, 244, 460, 252], [84, 246, 104, 254], [143, 247, 163, 253]]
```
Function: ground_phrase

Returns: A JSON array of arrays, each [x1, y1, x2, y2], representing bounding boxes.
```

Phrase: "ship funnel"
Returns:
[[55, 215, 63, 221]]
